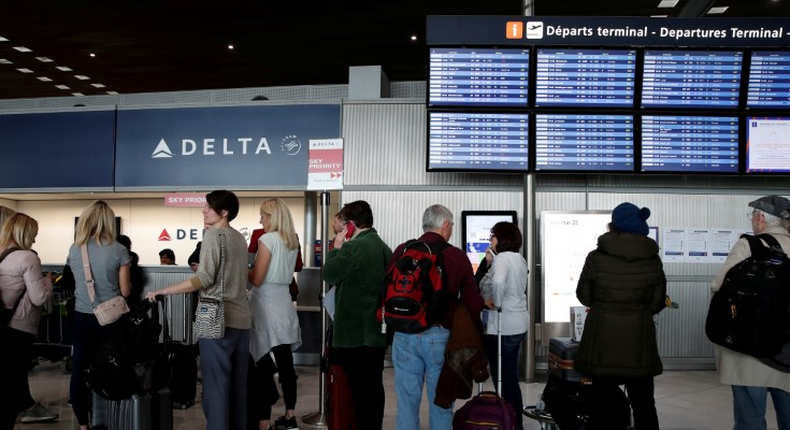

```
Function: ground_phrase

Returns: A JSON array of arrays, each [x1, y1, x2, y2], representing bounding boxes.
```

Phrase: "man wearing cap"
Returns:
[[575, 202, 667, 430], [711, 195, 790, 430]]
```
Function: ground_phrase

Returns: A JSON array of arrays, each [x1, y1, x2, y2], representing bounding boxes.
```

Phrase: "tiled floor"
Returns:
[[20, 359, 781, 430]]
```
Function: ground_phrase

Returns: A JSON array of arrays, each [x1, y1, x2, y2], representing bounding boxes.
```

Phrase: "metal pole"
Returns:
[[303, 191, 318, 268], [302, 191, 330, 426], [524, 173, 536, 382]]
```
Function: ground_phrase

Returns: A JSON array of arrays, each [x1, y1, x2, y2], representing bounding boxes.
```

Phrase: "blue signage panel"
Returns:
[[0, 110, 115, 190], [427, 16, 790, 48], [115, 104, 340, 189]]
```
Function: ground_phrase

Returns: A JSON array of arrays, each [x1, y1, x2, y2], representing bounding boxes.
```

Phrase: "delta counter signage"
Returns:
[[0, 110, 116, 191], [115, 104, 341, 190], [427, 16, 790, 47]]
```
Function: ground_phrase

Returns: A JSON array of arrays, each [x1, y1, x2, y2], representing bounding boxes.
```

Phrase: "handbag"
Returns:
[[194, 230, 227, 340], [81, 244, 130, 326]]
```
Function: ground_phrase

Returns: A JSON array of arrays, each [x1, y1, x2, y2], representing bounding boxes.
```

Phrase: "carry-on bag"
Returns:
[[156, 294, 198, 409], [325, 325, 356, 430], [90, 388, 173, 430], [453, 308, 517, 430]]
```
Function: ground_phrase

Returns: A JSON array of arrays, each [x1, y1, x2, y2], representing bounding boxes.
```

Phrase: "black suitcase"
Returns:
[[90, 388, 172, 430], [156, 295, 198, 410]]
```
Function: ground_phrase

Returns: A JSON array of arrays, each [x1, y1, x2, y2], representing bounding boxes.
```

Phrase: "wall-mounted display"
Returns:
[[534, 48, 636, 107], [428, 111, 529, 171], [534, 114, 634, 172], [745, 117, 790, 173], [641, 50, 743, 109], [641, 115, 739, 174], [747, 51, 790, 108], [428, 48, 530, 108]]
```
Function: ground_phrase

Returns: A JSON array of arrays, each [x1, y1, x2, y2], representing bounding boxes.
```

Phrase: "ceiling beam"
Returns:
[[679, 0, 716, 17]]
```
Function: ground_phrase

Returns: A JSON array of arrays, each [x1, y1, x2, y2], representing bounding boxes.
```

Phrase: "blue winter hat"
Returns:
[[611, 202, 650, 236]]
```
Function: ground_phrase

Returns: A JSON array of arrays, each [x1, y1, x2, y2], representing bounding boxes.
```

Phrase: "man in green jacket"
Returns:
[[323, 200, 392, 430]]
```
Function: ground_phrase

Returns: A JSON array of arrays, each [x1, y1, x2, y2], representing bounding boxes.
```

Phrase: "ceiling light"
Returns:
[[16, 68, 34, 73], [657, 0, 679, 7], [106, 91, 119, 95], [89, 53, 96, 58], [651, 14, 669, 17], [707, 6, 728, 13], [74, 74, 90, 80], [228, 44, 235, 50], [37, 76, 53, 82], [56, 66, 73, 72], [0, 59, 12, 65], [0, 36, 8, 42], [35, 57, 54, 63], [410, 35, 418, 42], [71, 92, 85, 97], [55, 84, 70, 90], [91, 83, 106, 88], [12, 46, 32, 52]]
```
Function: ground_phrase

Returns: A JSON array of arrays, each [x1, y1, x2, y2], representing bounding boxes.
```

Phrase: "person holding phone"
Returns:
[[477, 221, 529, 430]]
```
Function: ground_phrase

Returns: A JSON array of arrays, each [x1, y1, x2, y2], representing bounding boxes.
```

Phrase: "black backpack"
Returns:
[[378, 240, 449, 333], [88, 302, 161, 400], [705, 234, 790, 359]]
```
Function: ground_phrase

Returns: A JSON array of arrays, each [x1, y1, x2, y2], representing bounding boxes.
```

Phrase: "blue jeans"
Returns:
[[393, 326, 451, 430], [732, 385, 790, 430], [484, 332, 526, 430]]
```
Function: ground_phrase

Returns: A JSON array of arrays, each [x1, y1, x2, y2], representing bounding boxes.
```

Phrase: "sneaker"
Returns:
[[274, 416, 299, 430], [19, 402, 59, 423]]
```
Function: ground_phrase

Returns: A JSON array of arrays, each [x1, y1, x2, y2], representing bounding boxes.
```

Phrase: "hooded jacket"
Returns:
[[574, 231, 667, 378]]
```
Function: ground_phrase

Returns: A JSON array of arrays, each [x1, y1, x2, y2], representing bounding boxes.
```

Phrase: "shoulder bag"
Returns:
[[0, 247, 25, 328], [81, 244, 130, 326], [194, 230, 227, 340]]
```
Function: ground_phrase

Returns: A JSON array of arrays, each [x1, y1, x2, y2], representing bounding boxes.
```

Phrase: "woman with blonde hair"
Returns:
[[67, 201, 131, 430], [0, 212, 53, 429], [248, 198, 302, 430]]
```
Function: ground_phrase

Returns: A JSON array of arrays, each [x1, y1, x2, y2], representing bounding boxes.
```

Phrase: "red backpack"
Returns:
[[378, 239, 449, 333]]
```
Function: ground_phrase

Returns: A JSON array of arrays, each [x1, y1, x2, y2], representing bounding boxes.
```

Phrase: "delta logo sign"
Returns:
[[150, 135, 302, 159], [158, 227, 251, 242]]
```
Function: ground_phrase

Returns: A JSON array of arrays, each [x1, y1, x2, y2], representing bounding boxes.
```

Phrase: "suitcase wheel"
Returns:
[[60, 355, 73, 374]]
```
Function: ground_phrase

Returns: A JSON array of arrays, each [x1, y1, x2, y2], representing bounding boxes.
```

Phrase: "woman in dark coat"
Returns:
[[574, 202, 667, 430]]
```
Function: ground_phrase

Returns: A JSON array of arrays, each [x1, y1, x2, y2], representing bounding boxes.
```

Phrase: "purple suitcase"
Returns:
[[452, 309, 517, 430]]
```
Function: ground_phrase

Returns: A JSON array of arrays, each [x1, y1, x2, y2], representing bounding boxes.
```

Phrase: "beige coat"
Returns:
[[711, 226, 790, 391]]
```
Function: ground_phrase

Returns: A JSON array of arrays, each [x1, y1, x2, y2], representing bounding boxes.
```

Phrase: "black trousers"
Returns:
[[0, 327, 35, 430], [247, 343, 298, 422], [589, 376, 659, 430], [334, 345, 387, 430]]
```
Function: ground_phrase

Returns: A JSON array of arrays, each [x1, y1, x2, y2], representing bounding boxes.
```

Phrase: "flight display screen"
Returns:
[[428, 48, 530, 108], [534, 114, 634, 172], [641, 115, 739, 173], [641, 50, 743, 109], [535, 48, 636, 107], [428, 111, 529, 171], [747, 51, 790, 108]]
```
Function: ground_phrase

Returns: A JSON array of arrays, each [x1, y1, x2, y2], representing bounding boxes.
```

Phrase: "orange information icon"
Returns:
[[505, 21, 523, 39]]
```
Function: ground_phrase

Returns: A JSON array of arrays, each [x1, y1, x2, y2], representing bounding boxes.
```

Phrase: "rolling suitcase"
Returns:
[[90, 389, 172, 430], [325, 325, 356, 430], [156, 294, 198, 409], [453, 308, 517, 430]]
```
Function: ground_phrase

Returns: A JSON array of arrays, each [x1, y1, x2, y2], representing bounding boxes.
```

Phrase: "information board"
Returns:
[[541, 211, 611, 323], [428, 111, 529, 171], [641, 50, 743, 109], [428, 48, 530, 108], [747, 51, 790, 108], [535, 48, 636, 107], [534, 114, 634, 172], [641, 115, 739, 173], [745, 117, 790, 173]]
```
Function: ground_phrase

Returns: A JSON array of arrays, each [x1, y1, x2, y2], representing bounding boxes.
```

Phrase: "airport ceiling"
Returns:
[[0, 0, 787, 101]]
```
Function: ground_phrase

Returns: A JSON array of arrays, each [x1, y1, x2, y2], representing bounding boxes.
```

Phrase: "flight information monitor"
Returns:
[[641, 116, 739, 173], [641, 50, 743, 109], [428, 111, 529, 171], [428, 48, 530, 108], [747, 51, 790, 108], [534, 114, 635, 172], [535, 48, 636, 107], [745, 117, 790, 173]]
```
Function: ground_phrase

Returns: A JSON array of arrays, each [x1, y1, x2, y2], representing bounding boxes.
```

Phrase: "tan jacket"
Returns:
[[0, 250, 53, 336], [711, 227, 790, 391]]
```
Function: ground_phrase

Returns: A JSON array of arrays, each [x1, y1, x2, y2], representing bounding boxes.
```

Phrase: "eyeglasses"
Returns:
[[747, 211, 761, 221]]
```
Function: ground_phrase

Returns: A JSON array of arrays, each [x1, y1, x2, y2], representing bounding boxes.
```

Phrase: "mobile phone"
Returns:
[[344, 221, 356, 241], [488, 246, 497, 256]]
